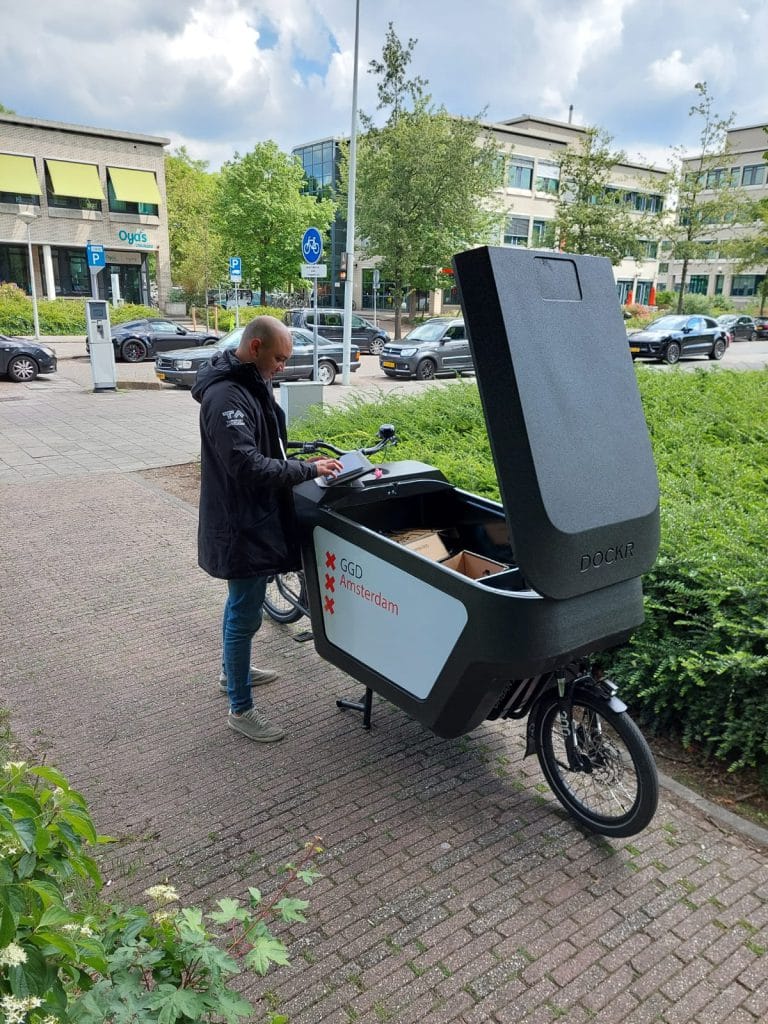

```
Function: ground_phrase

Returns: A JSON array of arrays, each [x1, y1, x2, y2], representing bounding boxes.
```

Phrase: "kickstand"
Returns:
[[336, 687, 373, 730]]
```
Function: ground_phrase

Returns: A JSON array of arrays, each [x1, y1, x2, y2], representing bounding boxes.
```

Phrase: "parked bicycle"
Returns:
[[264, 425, 399, 624]]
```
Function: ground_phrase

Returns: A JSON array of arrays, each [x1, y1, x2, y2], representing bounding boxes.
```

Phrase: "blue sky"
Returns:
[[1, 0, 766, 170]]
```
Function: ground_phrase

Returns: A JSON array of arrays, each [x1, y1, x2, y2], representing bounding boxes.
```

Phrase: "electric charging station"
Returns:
[[85, 300, 117, 392]]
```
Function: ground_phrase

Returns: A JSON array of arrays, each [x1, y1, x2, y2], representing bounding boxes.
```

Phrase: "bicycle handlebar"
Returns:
[[285, 424, 398, 459]]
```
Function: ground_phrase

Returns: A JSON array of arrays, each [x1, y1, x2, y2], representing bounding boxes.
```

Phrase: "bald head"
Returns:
[[236, 315, 293, 381]]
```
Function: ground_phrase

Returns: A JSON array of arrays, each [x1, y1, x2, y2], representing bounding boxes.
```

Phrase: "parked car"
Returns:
[[716, 314, 758, 341], [379, 318, 474, 380], [628, 315, 729, 364], [753, 315, 768, 338], [284, 308, 390, 355], [0, 335, 57, 382], [154, 326, 360, 388], [86, 318, 219, 363]]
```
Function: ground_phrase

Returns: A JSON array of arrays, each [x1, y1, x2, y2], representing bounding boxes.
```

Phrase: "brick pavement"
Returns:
[[1, 389, 767, 1023]]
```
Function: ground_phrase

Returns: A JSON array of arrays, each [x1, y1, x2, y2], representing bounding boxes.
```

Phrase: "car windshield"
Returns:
[[404, 321, 454, 342], [647, 316, 688, 330], [717, 315, 737, 324]]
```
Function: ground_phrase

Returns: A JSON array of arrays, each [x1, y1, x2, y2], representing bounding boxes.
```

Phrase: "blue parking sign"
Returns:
[[86, 243, 106, 269], [229, 256, 242, 281]]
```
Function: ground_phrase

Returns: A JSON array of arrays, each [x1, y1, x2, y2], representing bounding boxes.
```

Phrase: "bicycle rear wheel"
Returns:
[[264, 571, 307, 624]]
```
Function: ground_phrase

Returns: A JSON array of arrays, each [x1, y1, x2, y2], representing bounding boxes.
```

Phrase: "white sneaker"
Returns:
[[218, 667, 279, 694], [228, 708, 285, 743]]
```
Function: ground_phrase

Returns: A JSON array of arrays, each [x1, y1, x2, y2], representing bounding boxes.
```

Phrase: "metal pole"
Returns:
[[234, 281, 240, 329], [373, 281, 377, 327], [24, 223, 41, 341], [341, 0, 360, 386], [312, 279, 319, 381]]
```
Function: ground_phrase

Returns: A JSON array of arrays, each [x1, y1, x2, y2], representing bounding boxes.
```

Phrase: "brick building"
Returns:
[[0, 114, 171, 308]]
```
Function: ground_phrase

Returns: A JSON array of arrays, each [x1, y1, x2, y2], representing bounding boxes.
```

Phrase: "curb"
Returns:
[[658, 769, 768, 847]]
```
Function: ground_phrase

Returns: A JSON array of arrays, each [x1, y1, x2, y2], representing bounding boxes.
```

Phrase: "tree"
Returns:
[[215, 142, 334, 305], [664, 82, 742, 313], [349, 24, 502, 338], [550, 126, 657, 264], [165, 147, 222, 303], [0, 101, 16, 113]]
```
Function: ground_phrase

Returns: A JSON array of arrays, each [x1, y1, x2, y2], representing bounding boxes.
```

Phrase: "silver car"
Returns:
[[155, 327, 360, 387], [379, 318, 474, 380]]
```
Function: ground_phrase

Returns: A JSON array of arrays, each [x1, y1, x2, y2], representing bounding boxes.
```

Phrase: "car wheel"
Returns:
[[709, 338, 727, 361], [315, 360, 336, 386], [368, 338, 384, 356], [7, 354, 38, 382], [415, 358, 437, 380], [121, 338, 147, 363], [663, 341, 681, 365]]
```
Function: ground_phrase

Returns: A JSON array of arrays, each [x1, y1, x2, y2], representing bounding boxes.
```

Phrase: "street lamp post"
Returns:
[[17, 210, 40, 341]]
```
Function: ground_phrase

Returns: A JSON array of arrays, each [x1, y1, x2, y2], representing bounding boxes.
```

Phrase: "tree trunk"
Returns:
[[260, 286, 266, 306], [393, 284, 404, 339], [676, 259, 689, 314]]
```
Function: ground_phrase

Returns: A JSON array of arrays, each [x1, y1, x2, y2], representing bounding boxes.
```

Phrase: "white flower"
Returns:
[[0, 994, 42, 1023], [0, 941, 28, 966], [145, 884, 179, 904], [2, 761, 26, 772]]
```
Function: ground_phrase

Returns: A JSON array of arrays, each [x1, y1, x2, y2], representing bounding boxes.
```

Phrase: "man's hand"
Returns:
[[312, 457, 344, 478]]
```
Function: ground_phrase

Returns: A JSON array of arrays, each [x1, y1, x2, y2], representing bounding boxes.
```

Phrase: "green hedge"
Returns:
[[199, 305, 286, 334], [293, 370, 768, 772], [0, 284, 158, 335]]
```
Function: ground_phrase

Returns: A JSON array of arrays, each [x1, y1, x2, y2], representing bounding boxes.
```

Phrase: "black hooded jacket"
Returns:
[[192, 349, 318, 579]]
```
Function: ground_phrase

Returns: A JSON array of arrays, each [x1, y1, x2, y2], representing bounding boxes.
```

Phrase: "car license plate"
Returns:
[[156, 372, 166, 379], [381, 360, 396, 368], [629, 347, 640, 353]]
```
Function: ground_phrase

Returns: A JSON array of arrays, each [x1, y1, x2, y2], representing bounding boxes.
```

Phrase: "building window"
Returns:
[[535, 160, 559, 194], [50, 247, 91, 296], [616, 280, 632, 304], [742, 164, 766, 187], [503, 216, 529, 246], [0, 191, 41, 205], [507, 157, 534, 190], [705, 167, 739, 189], [107, 178, 158, 216], [687, 275, 709, 294], [531, 219, 549, 247], [638, 240, 658, 259], [0, 244, 33, 290], [714, 275, 724, 295], [731, 274, 765, 297], [45, 167, 101, 211]]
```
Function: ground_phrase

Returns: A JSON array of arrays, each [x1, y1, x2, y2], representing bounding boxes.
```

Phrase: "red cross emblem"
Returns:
[[324, 596, 335, 615], [325, 551, 336, 570], [325, 573, 335, 592]]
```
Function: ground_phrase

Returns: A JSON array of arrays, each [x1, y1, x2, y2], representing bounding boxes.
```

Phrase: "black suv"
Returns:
[[284, 309, 390, 354]]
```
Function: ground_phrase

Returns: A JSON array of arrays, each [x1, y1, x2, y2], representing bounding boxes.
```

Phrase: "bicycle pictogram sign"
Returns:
[[301, 227, 323, 264]]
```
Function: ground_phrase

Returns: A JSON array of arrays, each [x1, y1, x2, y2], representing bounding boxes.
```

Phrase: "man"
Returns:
[[192, 316, 342, 742]]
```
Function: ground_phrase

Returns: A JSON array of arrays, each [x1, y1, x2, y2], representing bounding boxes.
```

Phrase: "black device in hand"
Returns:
[[316, 450, 373, 487]]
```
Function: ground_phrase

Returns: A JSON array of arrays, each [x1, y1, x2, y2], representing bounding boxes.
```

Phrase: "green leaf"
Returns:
[[3, 793, 42, 818], [0, 903, 16, 945], [25, 878, 65, 908], [38, 904, 76, 928], [274, 897, 308, 923], [244, 935, 290, 975], [32, 928, 79, 960], [247, 886, 263, 906], [10, 816, 36, 852], [28, 764, 71, 789], [208, 896, 247, 924], [62, 806, 98, 845], [149, 985, 206, 1024], [15, 851, 37, 878], [213, 989, 255, 1023]]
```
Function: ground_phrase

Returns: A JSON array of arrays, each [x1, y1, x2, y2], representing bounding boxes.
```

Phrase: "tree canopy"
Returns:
[[164, 147, 222, 302], [216, 141, 334, 305], [349, 23, 502, 337]]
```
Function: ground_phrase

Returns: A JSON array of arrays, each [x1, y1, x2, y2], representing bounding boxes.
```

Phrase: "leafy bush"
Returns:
[[680, 293, 712, 315], [201, 305, 286, 334], [653, 290, 676, 309], [293, 372, 768, 771], [0, 760, 319, 1022], [0, 291, 158, 337]]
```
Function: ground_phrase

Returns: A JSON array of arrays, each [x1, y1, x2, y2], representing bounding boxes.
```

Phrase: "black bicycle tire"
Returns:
[[534, 691, 658, 838], [263, 572, 306, 624]]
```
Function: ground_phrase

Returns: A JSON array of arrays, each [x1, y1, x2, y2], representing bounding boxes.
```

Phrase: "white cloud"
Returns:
[[647, 47, 728, 94]]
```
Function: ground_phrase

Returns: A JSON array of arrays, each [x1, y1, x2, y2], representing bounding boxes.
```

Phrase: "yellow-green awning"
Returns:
[[108, 166, 162, 205], [46, 159, 104, 200], [0, 154, 41, 195]]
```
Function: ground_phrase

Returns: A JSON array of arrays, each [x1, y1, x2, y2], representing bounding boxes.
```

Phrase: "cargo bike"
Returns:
[[266, 248, 662, 838]]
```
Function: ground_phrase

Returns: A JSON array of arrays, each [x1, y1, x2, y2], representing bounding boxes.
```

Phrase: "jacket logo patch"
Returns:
[[222, 409, 245, 428]]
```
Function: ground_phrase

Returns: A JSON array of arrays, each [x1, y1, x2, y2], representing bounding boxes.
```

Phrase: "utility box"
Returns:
[[85, 299, 116, 392], [280, 381, 323, 427]]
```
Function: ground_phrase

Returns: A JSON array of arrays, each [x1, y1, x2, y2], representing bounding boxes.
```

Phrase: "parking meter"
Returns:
[[85, 300, 116, 392]]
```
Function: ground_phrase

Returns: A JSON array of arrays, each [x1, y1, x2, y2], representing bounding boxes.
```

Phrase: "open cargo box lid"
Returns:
[[453, 246, 660, 600]]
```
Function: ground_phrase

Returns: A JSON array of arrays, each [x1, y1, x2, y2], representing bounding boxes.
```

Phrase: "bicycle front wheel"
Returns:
[[264, 572, 307, 624], [534, 692, 658, 838]]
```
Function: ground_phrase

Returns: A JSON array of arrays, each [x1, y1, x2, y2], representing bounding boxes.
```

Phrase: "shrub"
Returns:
[[293, 372, 768, 772], [202, 305, 286, 334], [0, 760, 320, 1022], [0, 292, 158, 337], [680, 293, 712, 315]]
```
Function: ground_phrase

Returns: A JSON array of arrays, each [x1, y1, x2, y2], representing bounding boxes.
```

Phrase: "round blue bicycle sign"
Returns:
[[302, 227, 323, 264]]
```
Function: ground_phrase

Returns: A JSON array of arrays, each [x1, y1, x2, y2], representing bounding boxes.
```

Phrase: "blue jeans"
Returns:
[[222, 576, 268, 714]]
